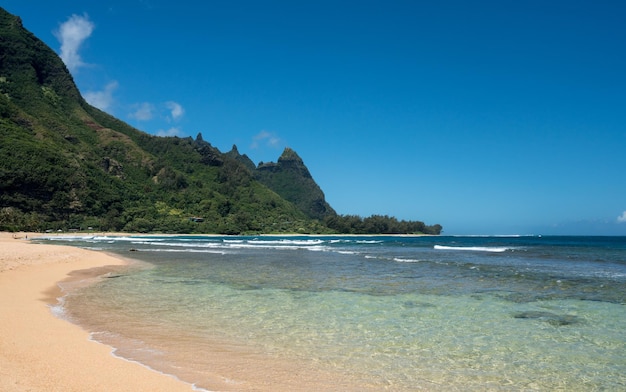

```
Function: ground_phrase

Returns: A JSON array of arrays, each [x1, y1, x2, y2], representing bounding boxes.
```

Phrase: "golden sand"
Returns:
[[0, 233, 383, 392], [0, 232, 195, 392]]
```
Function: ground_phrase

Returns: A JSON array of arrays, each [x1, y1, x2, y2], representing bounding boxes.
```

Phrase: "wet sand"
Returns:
[[0, 233, 385, 391], [0, 232, 196, 392]]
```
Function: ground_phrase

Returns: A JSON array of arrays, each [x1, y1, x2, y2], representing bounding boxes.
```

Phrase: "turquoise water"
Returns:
[[41, 235, 626, 391]]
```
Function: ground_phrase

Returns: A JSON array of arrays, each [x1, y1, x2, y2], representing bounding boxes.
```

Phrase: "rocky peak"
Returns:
[[254, 147, 335, 220], [225, 144, 256, 171]]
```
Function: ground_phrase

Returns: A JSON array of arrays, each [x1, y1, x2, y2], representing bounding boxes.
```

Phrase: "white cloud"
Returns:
[[130, 101, 182, 123], [251, 130, 281, 149], [156, 127, 182, 137], [84, 81, 118, 112], [617, 211, 626, 223], [165, 101, 184, 121], [55, 14, 95, 72], [129, 102, 155, 121]]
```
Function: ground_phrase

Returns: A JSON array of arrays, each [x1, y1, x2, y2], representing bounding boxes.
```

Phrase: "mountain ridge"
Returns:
[[0, 7, 442, 235]]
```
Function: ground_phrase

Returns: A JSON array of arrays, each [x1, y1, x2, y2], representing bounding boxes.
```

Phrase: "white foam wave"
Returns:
[[434, 245, 511, 253], [248, 239, 325, 246], [141, 249, 229, 255], [49, 301, 67, 319], [393, 257, 421, 263], [129, 239, 332, 252], [132, 241, 222, 248], [36, 235, 95, 241], [228, 243, 329, 251], [94, 236, 140, 241]]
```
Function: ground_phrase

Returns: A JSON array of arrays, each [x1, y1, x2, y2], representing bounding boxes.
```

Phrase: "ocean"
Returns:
[[38, 235, 626, 391]]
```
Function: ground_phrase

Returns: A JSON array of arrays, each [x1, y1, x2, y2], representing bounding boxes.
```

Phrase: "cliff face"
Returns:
[[256, 148, 336, 221]]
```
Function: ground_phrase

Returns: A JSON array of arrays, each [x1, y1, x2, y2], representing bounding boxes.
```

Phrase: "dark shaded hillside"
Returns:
[[255, 148, 335, 221], [0, 7, 441, 235]]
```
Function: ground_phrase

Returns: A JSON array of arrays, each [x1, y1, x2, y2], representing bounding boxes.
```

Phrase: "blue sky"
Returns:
[[5, 1, 626, 235]]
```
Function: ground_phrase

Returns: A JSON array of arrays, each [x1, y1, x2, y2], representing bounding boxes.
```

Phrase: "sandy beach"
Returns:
[[0, 233, 390, 391], [0, 232, 195, 392]]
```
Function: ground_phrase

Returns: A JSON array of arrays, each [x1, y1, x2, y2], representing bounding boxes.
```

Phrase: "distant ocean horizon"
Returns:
[[39, 235, 626, 391]]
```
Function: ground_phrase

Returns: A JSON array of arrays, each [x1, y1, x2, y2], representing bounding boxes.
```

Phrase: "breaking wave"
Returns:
[[434, 245, 512, 253]]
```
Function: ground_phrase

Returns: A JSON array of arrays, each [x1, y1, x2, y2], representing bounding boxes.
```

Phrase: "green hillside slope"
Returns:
[[0, 8, 319, 234], [0, 7, 441, 235]]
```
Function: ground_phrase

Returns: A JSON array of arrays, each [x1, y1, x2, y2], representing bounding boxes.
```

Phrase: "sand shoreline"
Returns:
[[1, 232, 391, 391], [0, 232, 196, 392]]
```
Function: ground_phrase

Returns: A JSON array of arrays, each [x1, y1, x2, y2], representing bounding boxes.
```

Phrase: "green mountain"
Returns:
[[0, 7, 441, 235], [255, 148, 335, 221], [0, 8, 314, 234]]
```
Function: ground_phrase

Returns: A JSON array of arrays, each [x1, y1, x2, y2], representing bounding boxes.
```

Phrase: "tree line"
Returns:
[[324, 214, 442, 235]]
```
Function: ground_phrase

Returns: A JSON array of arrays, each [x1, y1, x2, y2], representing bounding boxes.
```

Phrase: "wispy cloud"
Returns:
[[84, 81, 118, 111], [55, 14, 94, 72], [251, 130, 282, 149], [129, 102, 155, 121], [129, 101, 183, 122], [156, 127, 182, 137], [165, 101, 184, 121], [617, 211, 626, 223]]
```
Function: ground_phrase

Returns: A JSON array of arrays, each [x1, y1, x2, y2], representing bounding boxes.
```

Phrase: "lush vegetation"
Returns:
[[255, 147, 335, 220], [0, 7, 442, 235], [324, 214, 442, 235]]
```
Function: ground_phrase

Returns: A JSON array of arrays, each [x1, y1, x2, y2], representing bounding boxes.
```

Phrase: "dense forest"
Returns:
[[0, 8, 442, 235]]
